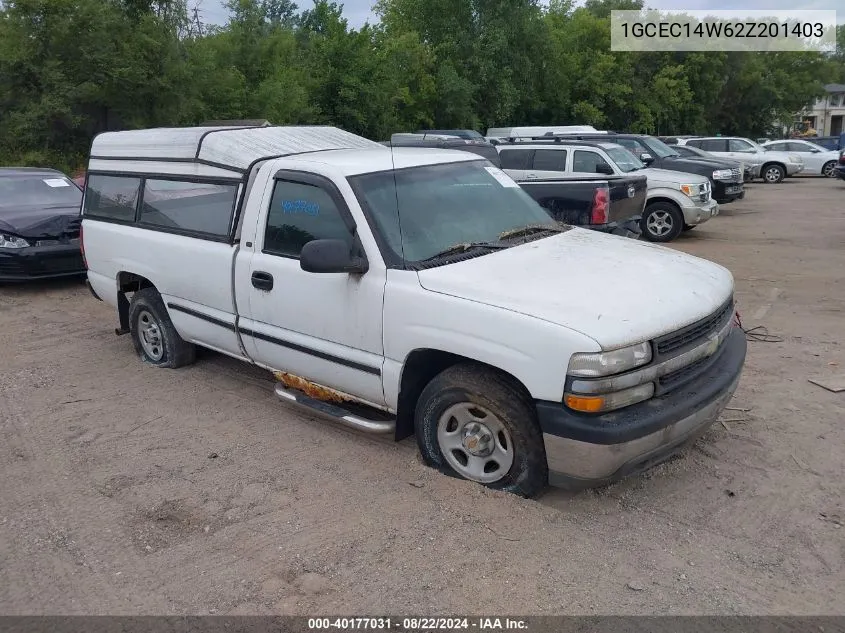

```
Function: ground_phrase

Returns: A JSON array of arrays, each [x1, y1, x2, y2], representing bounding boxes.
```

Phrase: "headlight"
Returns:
[[712, 169, 734, 181], [567, 342, 652, 378], [680, 183, 706, 198], [788, 154, 802, 164], [565, 383, 655, 413], [0, 234, 29, 249]]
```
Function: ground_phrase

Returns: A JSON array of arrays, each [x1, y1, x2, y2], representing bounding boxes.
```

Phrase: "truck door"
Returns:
[[234, 170, 387, 408]]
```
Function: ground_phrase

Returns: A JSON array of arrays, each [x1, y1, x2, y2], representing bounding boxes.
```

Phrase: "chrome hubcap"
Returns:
[[765, 167, 781, 182], [823, 163, 835, 177], [646, 210, 673, 236], [436, 403, 514, 484], [138, 310, 164, 361]]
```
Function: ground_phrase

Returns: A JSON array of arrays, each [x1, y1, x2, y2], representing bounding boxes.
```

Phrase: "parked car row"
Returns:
[[69, 124, 747, 498], [393, 127, 743, 243]]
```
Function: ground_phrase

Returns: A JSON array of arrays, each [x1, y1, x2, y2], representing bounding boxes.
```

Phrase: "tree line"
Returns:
[[0, 0, 843, 173]]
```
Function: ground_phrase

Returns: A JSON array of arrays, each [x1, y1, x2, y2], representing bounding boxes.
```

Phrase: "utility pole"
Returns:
[[191, 3, 204, 37]]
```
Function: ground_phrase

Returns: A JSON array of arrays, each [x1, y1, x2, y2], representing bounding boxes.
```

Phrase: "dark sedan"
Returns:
[[0, 168, 85, 281], [836, 150, 845, 181], [671, 144, 755, 182]]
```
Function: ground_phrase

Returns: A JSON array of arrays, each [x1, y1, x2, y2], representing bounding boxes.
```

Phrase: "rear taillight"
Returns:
[[591, 186, 609, 225], [80, 225, 87, 269]]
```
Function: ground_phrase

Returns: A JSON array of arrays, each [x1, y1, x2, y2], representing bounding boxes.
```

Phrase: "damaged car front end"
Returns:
[[0, 168, 85, 282]]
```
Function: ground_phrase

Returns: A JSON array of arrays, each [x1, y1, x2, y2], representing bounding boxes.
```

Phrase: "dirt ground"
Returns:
[[1, 177, 843, 616]]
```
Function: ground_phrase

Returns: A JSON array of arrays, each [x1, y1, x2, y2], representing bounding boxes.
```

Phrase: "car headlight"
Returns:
[[565, 383, 655, 414], [680, 183, 707, 198], [567, 342, 652, 378], [788, 154, 802, 164], [712, 169, 734, 181], [0, 234, 30, 249]]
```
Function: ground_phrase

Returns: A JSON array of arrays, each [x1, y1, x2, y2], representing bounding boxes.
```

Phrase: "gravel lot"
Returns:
[[1, 177, 843, 615]]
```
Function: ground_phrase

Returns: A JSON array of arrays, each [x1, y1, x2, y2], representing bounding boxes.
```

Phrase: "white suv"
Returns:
[[678, 137, 803, 183]]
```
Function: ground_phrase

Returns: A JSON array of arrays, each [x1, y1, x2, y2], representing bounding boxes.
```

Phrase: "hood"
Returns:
[[640, 167, 709, 186], [0, 204, 82, 239], [417, 228, 733, 350]]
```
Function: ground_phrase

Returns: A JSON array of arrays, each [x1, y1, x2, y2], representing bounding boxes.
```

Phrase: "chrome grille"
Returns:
[[655, 300, 734, 356]]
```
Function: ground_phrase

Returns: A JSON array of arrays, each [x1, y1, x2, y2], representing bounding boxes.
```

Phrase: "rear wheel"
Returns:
[[762, 163, 785, 184], [822, 161, 837, 178], [128, 288, 196, 368], [414, 364, 547, 498], [641, 202, 683, 243]]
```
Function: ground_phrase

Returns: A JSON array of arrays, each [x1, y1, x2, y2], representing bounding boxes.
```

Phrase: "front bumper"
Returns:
[[785, 163, 803, 176], [712, 180, 745, 204], [681, 197, 719, 225], [538, 326, 747, 489], [0, 242, 85, 282]]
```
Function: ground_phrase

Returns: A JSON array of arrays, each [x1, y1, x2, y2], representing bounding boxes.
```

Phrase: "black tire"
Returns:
[[128, 287, 196, 368], [641, 202, 684, 243], [761, 163, 785, 184], [683, 224, 697, 232], [414, 363, 548, 498], [822, 161, 837, 178]]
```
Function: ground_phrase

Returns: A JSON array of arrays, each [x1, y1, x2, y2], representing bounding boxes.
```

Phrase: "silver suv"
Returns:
[[497, 141, 719, 243], [678, 137, 804, 183]]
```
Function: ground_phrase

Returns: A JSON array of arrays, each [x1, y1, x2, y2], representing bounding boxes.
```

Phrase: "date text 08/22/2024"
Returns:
[[307, 618, 528, 631]]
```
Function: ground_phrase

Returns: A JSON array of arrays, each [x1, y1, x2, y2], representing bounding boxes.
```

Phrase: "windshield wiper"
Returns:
[[499, 224, 563, 241], [419, 241, 509, 263]]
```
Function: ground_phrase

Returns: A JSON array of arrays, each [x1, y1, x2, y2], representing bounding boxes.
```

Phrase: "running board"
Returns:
[[274, 383, 396, 434]]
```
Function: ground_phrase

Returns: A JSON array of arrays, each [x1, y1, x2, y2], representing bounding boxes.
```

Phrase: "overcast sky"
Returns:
[[197, 0, 843, 28]]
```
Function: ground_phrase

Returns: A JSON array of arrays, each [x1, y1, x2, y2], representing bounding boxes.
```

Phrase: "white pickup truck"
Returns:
[[82, 125, 747, 498]]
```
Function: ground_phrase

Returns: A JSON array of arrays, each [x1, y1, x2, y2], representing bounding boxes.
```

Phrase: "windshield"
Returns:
[[349, 161, 556, 265], [0, 175, 82, 208], [642, 137, 680, 158], [605, 147, 645, 172]]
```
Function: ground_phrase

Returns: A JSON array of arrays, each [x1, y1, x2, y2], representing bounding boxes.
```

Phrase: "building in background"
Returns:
[[795, 84, 845, 137]]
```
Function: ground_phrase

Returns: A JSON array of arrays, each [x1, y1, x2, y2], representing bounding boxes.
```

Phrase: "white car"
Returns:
[[81, 125, 746, 498], [762, 139, 841, 178], [497, 140, 719, 243], [678, 137, 803, 184]]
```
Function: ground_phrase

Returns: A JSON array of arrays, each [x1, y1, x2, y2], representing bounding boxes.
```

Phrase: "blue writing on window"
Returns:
[[282, 200, 320, 216]]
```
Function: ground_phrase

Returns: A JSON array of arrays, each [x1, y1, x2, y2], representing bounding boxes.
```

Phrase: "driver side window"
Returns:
[[264, 180, 354, 258], [573, 151, 612, 174]]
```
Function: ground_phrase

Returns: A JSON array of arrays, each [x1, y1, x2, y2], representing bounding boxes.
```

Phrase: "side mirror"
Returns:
[[810, 148, 821, 153], [640, 153, 655, 164], [596, 163, 615, 175], [300, 239, 368, 275]]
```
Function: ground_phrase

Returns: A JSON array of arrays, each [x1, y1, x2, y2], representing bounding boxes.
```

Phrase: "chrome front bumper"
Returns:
[[544, 374, 739, 487]]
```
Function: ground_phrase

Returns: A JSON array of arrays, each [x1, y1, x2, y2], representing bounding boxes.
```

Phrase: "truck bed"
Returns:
[[517, 174, 648, 231]]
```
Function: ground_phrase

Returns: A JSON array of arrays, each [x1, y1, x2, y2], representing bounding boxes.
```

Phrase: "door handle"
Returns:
[[526, 173, 538, 179], [251, 271, 274, 291]]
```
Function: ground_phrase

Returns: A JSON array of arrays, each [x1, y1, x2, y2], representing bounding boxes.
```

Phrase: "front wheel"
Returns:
[[641, 202, 683, 242], [762, 164, 785, 184], [822, 161, 837, 178], [414, 364, 548, 498]]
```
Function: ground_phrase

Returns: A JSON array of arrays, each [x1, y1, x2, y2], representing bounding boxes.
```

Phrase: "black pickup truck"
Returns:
[[384, 136, 647, 237]]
